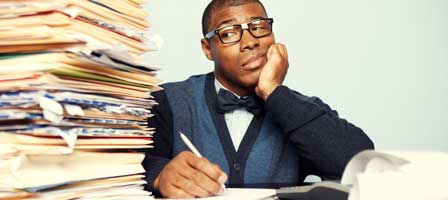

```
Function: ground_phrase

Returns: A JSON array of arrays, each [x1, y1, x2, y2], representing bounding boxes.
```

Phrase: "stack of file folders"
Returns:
[[0, 0, 161, 199]]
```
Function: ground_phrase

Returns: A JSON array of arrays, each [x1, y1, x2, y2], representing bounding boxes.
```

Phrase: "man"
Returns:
[[143, 0, 374, 198]]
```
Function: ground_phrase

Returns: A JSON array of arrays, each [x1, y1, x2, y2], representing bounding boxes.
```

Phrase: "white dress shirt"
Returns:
[[215, 79, 254, 151]]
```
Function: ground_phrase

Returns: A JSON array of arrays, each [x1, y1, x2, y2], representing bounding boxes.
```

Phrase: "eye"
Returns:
[[221, 31, 237, 38], [251, 26, 266, 31], [219, 28, 240, 39]]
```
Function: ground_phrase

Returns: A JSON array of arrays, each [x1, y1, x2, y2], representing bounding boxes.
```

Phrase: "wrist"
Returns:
[[259, 84, 279, 101]]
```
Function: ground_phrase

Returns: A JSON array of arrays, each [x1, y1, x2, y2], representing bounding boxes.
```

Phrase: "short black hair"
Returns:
[[201, 0, 267, 37]]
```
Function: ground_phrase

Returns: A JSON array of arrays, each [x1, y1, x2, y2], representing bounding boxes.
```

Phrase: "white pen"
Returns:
[[179, 131, 227, 192]]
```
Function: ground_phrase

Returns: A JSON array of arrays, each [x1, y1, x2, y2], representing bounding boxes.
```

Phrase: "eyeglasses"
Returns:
[[205, 18, 274, 44]]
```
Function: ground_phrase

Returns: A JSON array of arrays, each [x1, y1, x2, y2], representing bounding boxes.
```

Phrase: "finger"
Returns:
[[182, 160, 225, 195], [172, 174, 211, 197], [212, 164, 227, 189], [267, 43, 278, 60], [284, 44, 288, 58], [189, 168, 223, 195], [176, 151, 226, 185], [162, 184, 194, 199], [282, 44, 288, 60], [278, 43, 288, 60], [179, 167, 223, 195], [212, 164, 223, 173], [186, 156, 227, 184]]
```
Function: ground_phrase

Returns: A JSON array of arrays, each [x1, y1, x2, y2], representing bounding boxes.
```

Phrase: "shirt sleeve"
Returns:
[[143, 89, 174, 193], [265, 85, 375, 180]]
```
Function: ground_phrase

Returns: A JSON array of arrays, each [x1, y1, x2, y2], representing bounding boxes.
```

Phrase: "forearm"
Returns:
[[265, 86, 374, 179]]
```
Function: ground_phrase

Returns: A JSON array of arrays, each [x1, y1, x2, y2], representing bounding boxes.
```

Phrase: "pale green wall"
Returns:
[[143, 0, 448, 151]]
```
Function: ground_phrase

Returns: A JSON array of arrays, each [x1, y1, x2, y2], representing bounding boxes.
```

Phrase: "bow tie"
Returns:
[[216, 89, 264, 115]]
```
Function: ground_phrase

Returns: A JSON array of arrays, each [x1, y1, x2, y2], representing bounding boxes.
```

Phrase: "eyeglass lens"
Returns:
[[218, 19, 272, 44]]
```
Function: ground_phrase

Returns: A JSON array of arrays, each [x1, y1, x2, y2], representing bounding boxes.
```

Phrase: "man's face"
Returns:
[[202, 3, 275, 94]]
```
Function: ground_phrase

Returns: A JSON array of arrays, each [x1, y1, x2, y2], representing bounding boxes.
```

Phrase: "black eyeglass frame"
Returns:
[[204, 18, 274, 44]]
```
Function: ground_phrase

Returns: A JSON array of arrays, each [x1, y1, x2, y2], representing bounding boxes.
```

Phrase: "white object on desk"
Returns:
[[179, 132, 202, 157], [342, 150, 448, 200], [202, 188, 276, 200], [159, 188, 276, 200]]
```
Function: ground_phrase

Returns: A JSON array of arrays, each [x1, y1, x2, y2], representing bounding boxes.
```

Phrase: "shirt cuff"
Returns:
[[265, 85, 326, 133]]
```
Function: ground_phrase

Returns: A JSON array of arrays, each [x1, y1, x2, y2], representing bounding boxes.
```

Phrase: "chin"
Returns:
[[238, 75, 259, 89]]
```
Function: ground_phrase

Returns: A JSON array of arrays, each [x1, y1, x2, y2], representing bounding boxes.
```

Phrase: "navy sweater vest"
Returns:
[[163, 73, 300, 185]]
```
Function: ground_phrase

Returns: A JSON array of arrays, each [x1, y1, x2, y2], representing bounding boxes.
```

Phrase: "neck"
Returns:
[[214, 72, 254, 97]]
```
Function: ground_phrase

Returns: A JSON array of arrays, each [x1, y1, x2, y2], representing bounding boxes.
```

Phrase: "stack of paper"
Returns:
[[0, 0, 160, 199], [0, 0, 152, 54]]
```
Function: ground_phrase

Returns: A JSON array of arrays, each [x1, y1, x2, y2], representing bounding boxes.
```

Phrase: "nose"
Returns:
[[240, 29, 260, 51]]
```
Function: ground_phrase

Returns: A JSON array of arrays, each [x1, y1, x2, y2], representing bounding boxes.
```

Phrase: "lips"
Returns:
[[242, 54, 266, 70]]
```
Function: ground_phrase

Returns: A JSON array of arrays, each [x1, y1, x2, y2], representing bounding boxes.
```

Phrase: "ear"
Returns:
[[201, 38, 213, 61]]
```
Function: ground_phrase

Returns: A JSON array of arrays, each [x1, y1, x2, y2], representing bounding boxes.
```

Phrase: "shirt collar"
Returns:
[[214, 77, 241, 98]]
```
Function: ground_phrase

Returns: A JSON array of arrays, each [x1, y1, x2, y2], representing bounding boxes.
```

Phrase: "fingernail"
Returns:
[[218, 174, 227, 184], [218, 187, 225, 194]]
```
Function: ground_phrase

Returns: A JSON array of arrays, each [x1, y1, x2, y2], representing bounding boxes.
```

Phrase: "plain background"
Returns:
[[143, 0, 448, 151]]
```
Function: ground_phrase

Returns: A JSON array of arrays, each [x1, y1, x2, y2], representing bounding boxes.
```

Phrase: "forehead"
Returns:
[[209, 3, 267, 29]]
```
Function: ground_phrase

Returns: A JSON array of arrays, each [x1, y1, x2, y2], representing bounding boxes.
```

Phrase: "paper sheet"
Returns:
[[161, 188, 276, 200]]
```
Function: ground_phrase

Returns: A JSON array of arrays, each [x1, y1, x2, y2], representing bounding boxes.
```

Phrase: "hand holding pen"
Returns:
[[152, 132, 228, 198], [180, 132, 227, 191]]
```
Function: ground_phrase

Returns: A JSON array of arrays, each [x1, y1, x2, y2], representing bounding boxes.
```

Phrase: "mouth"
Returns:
[[241, 54, 266, 70]]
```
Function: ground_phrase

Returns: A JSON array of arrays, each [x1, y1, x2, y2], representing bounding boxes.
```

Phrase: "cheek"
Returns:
[[214, 47, 240, 70]]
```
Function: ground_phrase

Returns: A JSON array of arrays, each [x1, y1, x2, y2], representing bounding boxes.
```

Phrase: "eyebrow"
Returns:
[[215, 16, 266, 29]]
